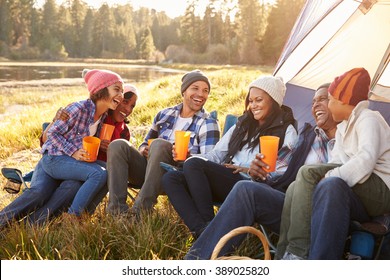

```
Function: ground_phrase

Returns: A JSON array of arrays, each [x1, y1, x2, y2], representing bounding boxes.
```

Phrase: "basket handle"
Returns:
[[210, 226, 271, 260]]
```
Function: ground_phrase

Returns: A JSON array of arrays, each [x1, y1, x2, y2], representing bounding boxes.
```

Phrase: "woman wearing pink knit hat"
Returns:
[[0, 80, 141, 228], [36, 68, 124, 217]]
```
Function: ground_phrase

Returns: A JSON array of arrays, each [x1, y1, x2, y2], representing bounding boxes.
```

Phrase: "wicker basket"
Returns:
[[210, 226, 271, 260]]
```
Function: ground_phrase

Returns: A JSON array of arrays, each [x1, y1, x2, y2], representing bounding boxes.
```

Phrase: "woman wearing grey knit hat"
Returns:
[[163, 75, 298, 239]]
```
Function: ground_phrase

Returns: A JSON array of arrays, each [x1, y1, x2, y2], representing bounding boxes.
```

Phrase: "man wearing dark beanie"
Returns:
[[276, 67, 390, 260], [106, 70, 220, 217], [181, 70, 211, 95]]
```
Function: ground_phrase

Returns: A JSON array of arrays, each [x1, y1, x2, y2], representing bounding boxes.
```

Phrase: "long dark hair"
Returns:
[[241, 92, 281, 150], [224, 92, 282, 164]]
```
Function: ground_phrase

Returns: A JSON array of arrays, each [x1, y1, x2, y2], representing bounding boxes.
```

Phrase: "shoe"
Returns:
[[281, 251, 304, 260], [1, 168, 24, 194]]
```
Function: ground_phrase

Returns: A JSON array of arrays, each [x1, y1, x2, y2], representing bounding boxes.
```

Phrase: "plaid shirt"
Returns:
[[141, 103, 220, 154], [304, 126, 335, 164], [41, 99, 107, 156]]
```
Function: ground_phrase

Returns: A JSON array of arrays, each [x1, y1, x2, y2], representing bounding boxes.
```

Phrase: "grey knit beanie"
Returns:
[[249, 76, 286, 107], [181, 70, 211, 95]]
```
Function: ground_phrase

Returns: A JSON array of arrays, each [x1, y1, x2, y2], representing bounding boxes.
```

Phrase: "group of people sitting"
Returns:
[[1, 67, 389, 260]]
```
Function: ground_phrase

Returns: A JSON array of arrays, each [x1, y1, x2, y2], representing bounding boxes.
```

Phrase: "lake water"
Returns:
[[0, 63, 184, 83]]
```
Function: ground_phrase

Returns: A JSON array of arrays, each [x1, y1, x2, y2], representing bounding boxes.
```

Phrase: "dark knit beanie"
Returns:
[[329, 67, 370, 106], [181, 70, 211, 95]]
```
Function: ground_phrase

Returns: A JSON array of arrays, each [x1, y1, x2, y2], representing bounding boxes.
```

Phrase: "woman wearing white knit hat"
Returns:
[[163, 75, 298, 239]]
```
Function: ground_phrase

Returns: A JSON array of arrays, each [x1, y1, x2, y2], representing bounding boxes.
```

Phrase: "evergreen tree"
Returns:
[[68, 0, 87, 57], [262, 0, 305, 64], [180, 0, 197, 54], [80, 8, 94, 58], [151, 10, 172, 52], [92, 3, 115, 57], [236, 0, 267, 64], [0, 0, 13, 46], [57, 5, 72, 56], [113, 4, 137, 58], [10, 0, 34, 47], [138, 27, 155, 60], [29, 6, 41, 48]]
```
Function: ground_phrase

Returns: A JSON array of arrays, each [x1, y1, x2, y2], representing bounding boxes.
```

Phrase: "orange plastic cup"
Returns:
[[148, 138, 155, 147], [175, 131, 191, 161], [99, 124, 115, 141], [259, 136, 280, 172], [83, 136, 101, 162]]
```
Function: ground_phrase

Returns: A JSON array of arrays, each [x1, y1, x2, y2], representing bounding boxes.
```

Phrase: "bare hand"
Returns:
[[99, 139, 109, 153], [172, 144, 178, 161], [72, 148, 89, 161], [139, 145, 149, 157], [53, 107, 69, 122], [172, 144, 190, 161], [248, 153, 269, 181], [224, 163, 249, 174]]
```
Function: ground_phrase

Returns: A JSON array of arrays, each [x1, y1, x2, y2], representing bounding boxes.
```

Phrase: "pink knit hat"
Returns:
[[82, 69, 123, 95]]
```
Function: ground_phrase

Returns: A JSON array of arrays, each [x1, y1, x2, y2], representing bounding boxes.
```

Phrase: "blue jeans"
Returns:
[[310, 175, 390, 259], [0, 160, 60, 228], [163, 157, 244, 237], [184, 181, 285, 260], [27, 180, 82, 225], [41, 153, 107, 216]]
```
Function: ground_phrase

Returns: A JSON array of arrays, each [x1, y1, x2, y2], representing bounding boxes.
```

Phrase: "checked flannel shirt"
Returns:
[[140, 103, 220, 155], [41, 99, 106, 157]]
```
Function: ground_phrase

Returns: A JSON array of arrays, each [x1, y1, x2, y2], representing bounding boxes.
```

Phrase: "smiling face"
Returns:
[[312, 87, 335, 129], [111, 94, 137, 123], [105, 81, 124, 110], [328, 94, 348, 122], [182, 80, 209, 116], [248, 87, 274, 125]]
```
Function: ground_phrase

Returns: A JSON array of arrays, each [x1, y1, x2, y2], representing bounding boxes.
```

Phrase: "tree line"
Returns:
[[0, 0, 305, 65]]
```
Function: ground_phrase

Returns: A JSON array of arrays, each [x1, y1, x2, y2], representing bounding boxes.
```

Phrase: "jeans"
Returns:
[[277, 163, 390, 260], [27, 180, 82, 225], [163, 157, 244, 237], [0, 160, 60, 228], [184, 181, 285, 260], [310, 174, 390, 259], [41, 153, 107, 216]]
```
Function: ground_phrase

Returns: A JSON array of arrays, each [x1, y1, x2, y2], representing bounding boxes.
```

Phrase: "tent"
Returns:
[[273, 0, 390, 129]]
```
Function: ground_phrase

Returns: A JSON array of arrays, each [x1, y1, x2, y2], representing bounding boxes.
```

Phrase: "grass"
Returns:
[[0, 64, 272, 260]]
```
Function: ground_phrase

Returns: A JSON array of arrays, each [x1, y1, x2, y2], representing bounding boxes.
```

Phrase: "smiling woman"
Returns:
[[36, 69, 124, 216]]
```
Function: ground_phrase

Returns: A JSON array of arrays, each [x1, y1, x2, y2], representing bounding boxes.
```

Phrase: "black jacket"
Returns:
[[224, 105, 296, 164], [269, 122, 317, 193]]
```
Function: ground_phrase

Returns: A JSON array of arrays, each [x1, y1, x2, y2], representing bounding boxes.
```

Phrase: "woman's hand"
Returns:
[[99, 139, 110, 153], [224, 163, 249, 174], [248, 153, 269, 181], [72, 148, 89, 161]]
